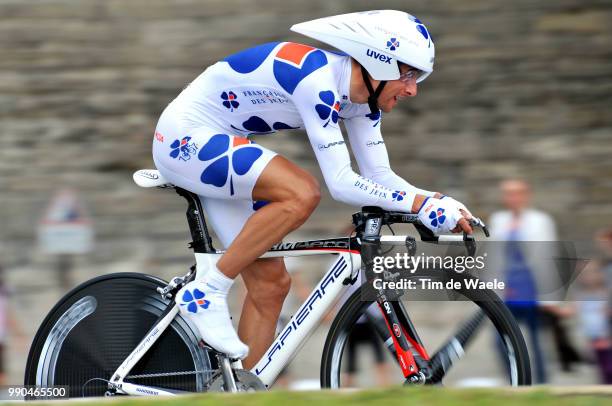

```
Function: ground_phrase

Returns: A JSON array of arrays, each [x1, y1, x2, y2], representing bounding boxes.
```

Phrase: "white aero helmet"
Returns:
[[291, 10, 435, 82]]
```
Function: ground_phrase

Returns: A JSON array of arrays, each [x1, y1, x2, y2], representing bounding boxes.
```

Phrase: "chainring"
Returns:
[[207, 369, 267, 392]]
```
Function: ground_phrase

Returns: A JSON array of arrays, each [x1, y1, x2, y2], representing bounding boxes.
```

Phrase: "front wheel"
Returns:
[[321, 283, 531, 388], [24, 273, 213, 398]]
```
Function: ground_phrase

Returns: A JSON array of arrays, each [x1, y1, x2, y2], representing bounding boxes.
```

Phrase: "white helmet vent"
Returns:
[[341, 22, 357, 33], [355, 22, 374, 37]]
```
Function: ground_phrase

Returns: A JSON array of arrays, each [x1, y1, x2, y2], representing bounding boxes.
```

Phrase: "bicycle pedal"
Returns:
[[198, 340, 243, 363], [198, 339, 214, 351], [404, 371, 427, 385]]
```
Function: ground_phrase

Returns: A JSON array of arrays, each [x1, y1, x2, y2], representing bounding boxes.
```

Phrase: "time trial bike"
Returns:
[[24, 169, 531, 397]]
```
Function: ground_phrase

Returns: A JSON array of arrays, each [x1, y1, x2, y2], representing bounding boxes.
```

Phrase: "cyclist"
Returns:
[[152, 10, 474, 366]]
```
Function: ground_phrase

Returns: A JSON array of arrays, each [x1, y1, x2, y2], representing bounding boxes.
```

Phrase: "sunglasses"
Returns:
[[398, 68, 422, 83]]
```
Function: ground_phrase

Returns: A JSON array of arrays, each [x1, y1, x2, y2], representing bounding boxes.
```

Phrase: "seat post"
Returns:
[[175, 187, 215, 253]]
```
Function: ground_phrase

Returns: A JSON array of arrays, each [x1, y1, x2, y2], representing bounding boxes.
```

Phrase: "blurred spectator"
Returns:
[[0, 265, 7, 385], [574, 228, 612, 384], [337, 256, 392, 386], [343, 303, 392, 387], [332, 224, 392, 386], [489, 179, 571, 383], [0, 265, 26, 385], [595, 228, 612, 319]]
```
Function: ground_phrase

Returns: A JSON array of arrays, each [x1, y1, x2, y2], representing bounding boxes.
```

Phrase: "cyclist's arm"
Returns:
[[343, 113, 439, 198], [291, 76, 419, 212]]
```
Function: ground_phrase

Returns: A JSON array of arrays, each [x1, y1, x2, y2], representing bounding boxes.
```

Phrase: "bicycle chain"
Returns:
[[125, 369, 215, 379]]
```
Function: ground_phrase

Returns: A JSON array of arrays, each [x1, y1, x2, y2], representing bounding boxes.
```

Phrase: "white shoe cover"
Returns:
[[176, 280, 249, 359]]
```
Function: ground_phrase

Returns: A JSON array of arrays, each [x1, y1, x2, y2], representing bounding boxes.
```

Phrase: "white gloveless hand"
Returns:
[[417, 197, 464, 234]]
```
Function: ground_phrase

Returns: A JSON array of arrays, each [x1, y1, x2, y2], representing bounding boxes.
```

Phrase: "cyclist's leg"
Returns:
[[200, 151, 321, 363], [154, 122, 320, 275], [216, 156, 321, 277], [153, 121, 277, 358], [153, 118, 318, 359], [201, 198, 291, 368], [238, 258, 291, 368], [205, 156, 321, 362]]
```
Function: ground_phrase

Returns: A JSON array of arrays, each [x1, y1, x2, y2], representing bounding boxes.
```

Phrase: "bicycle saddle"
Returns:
[[132, 169, 172, 188]]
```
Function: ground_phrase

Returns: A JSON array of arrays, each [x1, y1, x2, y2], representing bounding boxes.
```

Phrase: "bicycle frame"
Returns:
[[110, 240, 361, 395], [253, 246, 360, 384], [107, 184, 476, 395]]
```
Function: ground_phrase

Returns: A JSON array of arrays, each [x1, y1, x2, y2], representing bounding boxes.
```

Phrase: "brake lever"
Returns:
[[469, 217, 490, 237]]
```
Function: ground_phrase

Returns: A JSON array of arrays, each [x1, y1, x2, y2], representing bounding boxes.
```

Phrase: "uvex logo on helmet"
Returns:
[[366, 49, 392, 64]]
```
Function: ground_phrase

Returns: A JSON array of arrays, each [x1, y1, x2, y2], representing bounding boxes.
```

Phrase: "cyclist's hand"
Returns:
[[452, 217, 473, 234], [439, 195, 474, 233], [440, 195, 473, 219], [417, 197, 473, 234]]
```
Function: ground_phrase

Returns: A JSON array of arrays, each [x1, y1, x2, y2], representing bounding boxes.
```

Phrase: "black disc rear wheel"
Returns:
[[24, 273, 212, 398]]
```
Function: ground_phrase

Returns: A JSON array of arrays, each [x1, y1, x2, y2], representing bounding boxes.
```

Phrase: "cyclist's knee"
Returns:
[[285, 176, 321, 224], [299, 176, 321, 211]]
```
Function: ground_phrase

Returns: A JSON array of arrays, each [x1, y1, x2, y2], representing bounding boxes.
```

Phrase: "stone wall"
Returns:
[[1, 0, 611, 267], [1, 0, 611, 386]]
